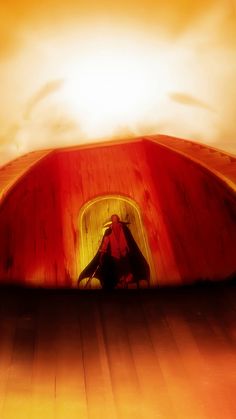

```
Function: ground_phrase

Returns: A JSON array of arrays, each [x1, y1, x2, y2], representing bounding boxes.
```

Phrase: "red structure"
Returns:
[[0, 135, 236, 288]]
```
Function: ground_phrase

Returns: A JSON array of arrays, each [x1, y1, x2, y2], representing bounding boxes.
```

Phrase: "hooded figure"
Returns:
[[78, 214, 150, 289]]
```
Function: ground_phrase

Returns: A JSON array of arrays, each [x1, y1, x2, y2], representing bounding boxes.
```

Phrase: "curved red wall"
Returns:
[[0, 139, 236, 287], [145, 140, 236, 283]]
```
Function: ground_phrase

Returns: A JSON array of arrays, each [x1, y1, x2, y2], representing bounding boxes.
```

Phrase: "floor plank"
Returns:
[[0, 284, 235, 418]]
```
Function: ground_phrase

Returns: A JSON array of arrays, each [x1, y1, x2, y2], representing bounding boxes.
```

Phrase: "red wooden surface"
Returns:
[[145, 141, 236, 283], [0, 139, 236, 287]]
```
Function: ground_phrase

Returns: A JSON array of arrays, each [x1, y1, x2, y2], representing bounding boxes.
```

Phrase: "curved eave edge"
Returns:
[[1, 135, 236, 206], [0, 150, 55, 206], [144, 137, 236, 195], [147, 134, 236, 159]]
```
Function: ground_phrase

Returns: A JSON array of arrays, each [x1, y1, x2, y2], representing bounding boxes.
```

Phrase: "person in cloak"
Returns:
[[78, 214, 150, 290]]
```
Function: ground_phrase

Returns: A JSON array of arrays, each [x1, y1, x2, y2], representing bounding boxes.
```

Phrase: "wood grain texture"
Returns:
[[0, 285, 236, 418], [145, 140, 236, 283], [0, 138, 236, 287], [150, 135, 236, 186]]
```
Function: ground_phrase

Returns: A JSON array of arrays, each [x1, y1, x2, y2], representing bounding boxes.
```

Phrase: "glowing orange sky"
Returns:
[[0, 0, 236, 164]]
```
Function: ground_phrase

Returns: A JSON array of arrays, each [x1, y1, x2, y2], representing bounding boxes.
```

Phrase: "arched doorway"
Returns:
[[77, 195, 154, 289]]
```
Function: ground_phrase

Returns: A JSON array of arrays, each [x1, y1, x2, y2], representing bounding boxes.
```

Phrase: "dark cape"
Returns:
[[78, 223, 150, 289]]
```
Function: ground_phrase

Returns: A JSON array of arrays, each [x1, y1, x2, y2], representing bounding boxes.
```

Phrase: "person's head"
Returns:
[[110, 214, 120, 224]]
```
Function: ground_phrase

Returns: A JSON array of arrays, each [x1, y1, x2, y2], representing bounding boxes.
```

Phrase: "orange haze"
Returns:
[[0, 0, 236, 164]]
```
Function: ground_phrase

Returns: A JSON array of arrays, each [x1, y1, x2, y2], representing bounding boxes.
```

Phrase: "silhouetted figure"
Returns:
[[78, 214, 150, 289]]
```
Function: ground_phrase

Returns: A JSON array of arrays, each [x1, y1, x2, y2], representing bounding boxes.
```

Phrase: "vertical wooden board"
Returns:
[[1, 294, 36, 419], [0, 154, 65, 287], [30, 295, 58, 418], [99, 298, 145, 419], [77, 299, 116, 419], [53, 296, 88, 419], [160, 301, 234, 419], [187, 305, 236, 417], [145, 140, 236, 282], [122, 297, 176, 419], [141, 298, 209, 419], [0, 297, 18, 415]]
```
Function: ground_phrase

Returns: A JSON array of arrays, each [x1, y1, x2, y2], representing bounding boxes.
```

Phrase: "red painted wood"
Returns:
[[0, 139, 236, 287], [145, 140, 236, 283]]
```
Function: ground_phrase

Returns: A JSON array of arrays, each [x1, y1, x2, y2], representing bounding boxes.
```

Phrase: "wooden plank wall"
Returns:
[[0, 139, 236, 287], [0, 155, 66, 287], [145, 140, 236, 283], [56, 141, 171, 286]]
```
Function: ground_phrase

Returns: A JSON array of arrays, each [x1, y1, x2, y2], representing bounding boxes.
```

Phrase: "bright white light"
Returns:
[[59, 36, 172, 138], [1, 10, 236, 165]]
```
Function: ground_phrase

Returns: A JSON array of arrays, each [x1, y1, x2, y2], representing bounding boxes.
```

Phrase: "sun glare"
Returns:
[[59, 35, 171, 138], [0, 5, 236, 165]]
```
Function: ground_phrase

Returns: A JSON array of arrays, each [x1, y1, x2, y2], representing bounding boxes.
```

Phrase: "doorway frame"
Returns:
[[77, 194, 155, 287]]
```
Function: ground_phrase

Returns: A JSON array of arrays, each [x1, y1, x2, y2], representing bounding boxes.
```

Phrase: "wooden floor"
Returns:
[[0, 283, 236, 419]]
